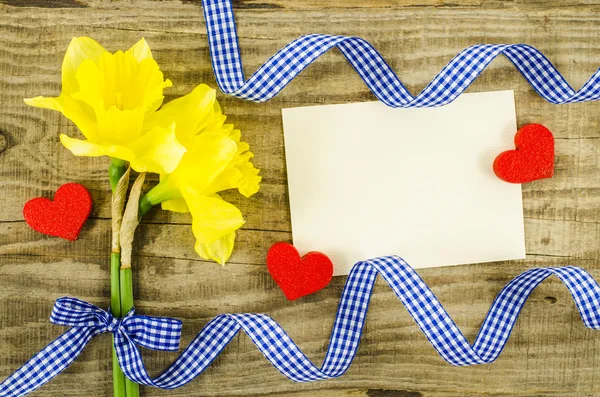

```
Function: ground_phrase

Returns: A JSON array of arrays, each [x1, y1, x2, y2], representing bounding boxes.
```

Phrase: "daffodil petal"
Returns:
[[172, 131, 237, 192], [194, 231, 236, 265], [145, 84, 217, 145], [60, 134, 135, 161], [161, 198, 189, 213], [25, 95, 99, 141], [128, 124, 186, 174], [128, 38, 153, 62], [62, 37, 107, 95], [182, 189, 245, 245], [24, 96, 62, 112], [203, 101, 227, 132], [59, 134, 104, 156]]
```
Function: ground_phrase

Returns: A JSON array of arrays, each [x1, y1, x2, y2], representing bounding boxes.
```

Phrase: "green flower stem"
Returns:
[[120, 267, 139, 397], [110, 253, 126, 397], [109, 157, 128, 397], [138, 194, 154, 218], [109, 158, 128, 192], [138, 176, 181, 218]]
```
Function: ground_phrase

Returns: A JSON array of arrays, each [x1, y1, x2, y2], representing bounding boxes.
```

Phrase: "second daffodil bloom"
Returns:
[[139, 85, 261, 265], [25, 37, 186, 174]]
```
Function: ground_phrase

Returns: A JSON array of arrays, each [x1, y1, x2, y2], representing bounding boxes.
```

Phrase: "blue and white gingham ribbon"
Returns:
[[2, 256, 600, 395], [201, 0, 600, 107], [129, 256, 600, 387], [0, 297, 182, 397]]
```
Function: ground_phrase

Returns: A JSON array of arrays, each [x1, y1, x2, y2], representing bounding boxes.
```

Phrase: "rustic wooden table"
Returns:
[[1, 0, 600, 396]]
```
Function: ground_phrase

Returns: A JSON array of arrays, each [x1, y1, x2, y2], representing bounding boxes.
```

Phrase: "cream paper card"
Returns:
[[282, 90, 526, 276]]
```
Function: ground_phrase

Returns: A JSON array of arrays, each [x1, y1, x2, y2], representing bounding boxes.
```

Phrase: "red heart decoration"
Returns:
[[493, 124, 555, 184], [23, 183, 92, 241], [266, 242, 334, 301]]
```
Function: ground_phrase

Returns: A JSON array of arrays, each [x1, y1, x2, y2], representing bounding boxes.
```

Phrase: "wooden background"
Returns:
[[1, 0, 600, 396]]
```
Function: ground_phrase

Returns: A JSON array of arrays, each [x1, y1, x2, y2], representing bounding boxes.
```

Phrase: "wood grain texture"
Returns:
[[1, 0, 600, 396]]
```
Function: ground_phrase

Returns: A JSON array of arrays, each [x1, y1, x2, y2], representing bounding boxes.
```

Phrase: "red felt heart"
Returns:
[[493, 124, 555, 184], [23, 183, 92, 241], [266, 242, 334, 301]]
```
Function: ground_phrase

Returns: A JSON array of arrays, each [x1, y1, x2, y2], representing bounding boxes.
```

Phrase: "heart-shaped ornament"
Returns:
[[266, 242, 334, 301], [23, 183, 92, 241], [493, 124, 555, 184]]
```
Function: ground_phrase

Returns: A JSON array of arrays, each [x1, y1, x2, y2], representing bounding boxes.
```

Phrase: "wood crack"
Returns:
[[0, 0, 87, 8]]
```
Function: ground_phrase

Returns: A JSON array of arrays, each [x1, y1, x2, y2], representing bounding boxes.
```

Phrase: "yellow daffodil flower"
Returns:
[[24, 37, 186, 174], [140, 85, 261, 265], [26, 36, 259, 265]]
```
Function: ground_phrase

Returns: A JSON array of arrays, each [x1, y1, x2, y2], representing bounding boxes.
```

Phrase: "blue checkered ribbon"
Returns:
[[0, 297, 182, 397], [201, 0, 600, 106], [2, 256, 600, 395]]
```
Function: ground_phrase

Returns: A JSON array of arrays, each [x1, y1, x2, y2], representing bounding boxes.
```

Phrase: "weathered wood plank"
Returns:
[[1, 1, 600, 396]]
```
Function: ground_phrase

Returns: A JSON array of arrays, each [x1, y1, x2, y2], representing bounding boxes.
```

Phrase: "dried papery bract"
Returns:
[[120, 172, 146, 269], [111, 167, 130, 253]]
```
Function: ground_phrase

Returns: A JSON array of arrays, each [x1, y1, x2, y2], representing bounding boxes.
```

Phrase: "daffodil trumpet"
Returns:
[[25, 36, 261, 396]]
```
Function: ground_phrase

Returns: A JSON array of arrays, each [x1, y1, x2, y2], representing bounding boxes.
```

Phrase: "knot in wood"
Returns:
[[0, 132, 7, 154]]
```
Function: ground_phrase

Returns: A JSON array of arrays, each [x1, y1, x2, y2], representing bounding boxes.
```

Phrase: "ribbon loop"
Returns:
[[120, 314, 182, 351], [50, 297, 115, 330]]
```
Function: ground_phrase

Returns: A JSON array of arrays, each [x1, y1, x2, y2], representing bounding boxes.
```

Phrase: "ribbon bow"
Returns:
[[0, 297, 181, 397]]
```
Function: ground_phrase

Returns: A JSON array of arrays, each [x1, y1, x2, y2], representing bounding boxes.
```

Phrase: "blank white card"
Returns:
[[282, 90, 526, 276]]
